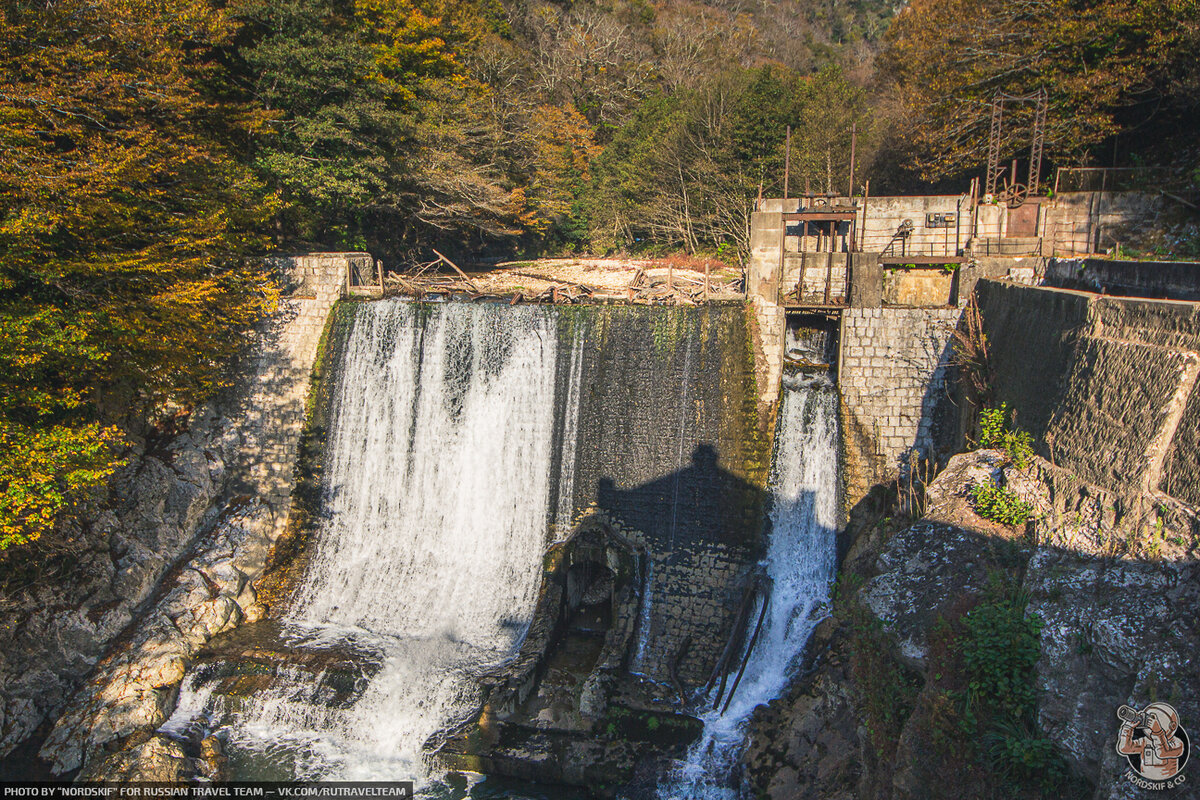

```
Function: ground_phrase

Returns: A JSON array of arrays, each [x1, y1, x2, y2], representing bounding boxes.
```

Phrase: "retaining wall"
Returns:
[[1045, 256, 1200, 301], [976, 279, 1200, 510], [838, 307, 960, 504]]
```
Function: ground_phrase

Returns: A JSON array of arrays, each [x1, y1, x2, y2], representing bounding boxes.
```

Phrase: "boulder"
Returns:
[[857, 522, 999, 669]]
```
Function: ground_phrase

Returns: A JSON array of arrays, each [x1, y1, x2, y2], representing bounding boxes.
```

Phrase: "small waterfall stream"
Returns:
[[658, 373, 840, 799]]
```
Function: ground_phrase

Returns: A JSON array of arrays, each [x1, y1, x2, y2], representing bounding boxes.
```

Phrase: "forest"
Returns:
[[0, 0, 1197, 555]]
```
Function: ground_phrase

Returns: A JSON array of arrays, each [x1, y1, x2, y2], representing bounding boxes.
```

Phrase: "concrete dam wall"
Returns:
[[39, 295, 787, 788]]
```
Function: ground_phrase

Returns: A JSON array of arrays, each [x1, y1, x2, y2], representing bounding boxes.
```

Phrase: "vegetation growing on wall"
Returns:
[[969, 480, 1035, 527], [977, 404, 1034, 469], [918, 578, 1077, 798]]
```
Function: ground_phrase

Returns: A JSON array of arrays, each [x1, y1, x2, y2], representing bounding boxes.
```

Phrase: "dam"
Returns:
[[12, 218, 1200, 799], [128, 293, 838, 795]]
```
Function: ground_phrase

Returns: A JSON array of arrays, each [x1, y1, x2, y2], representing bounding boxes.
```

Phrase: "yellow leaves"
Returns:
[[0, 0, 275, 551], [354, 0, 459, 90], [0, 420, 123, 551], [522, 104, 600, 233]]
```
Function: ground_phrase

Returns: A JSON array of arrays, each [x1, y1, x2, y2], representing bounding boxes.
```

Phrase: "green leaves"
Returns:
[[0, 0, 275, 552], [969, 479, 1035, 526], [978, 403, 1034, 469]]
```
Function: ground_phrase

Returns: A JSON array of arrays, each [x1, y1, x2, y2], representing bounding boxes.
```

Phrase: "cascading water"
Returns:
[[658, 372, 840, 800], [165, 300, 576, 786]]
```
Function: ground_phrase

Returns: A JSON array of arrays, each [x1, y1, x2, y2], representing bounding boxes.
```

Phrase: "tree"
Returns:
[[0, 0, 275, 550], [877, 0, 1200, 182]]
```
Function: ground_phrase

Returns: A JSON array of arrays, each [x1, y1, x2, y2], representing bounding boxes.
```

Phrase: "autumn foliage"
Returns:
[[878, 0, 1200, 182], [0, 0, 276, 550]]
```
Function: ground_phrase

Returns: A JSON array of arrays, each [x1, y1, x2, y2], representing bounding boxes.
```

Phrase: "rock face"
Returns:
[[1029, 550, 1200, 799], [743, 449, 1200, 800], [0, 406, 231, 758], [0, 255, 347, 774]]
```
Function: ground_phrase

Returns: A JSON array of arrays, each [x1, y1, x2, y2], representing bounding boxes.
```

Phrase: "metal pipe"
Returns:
[[722, 584, 771, 715], [784, 125, 792, 201], [848, 122, 857, 197]]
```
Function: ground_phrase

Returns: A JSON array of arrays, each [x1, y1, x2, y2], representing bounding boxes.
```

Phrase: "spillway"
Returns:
[[167, 301, 572, 784], [658, 373, 840, 799], [160, 299, 825, 797]]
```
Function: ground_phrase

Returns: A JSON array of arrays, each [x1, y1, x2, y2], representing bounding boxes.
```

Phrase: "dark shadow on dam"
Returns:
[[597, 444, 764, 552], [591, 443, 772, 689]]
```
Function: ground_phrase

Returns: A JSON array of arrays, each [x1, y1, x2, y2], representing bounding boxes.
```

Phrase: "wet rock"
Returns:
[[742, 619, 864, 800], [198, 734, 227, 781]]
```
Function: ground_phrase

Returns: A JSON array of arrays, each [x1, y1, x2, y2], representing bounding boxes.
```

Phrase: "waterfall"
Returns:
[[167, 301, 573, 785], [658, 373, 840, 800]]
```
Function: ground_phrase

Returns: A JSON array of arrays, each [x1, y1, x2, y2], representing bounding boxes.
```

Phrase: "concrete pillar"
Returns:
[[749, 211, 784, 305], [850, 253, 883, 307]]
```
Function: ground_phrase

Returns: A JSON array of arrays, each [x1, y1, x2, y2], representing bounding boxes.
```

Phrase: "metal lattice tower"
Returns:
[[1027, 89, 1048, 194], [984, 90, 1049, 205], [985, 97, 1005, 197]]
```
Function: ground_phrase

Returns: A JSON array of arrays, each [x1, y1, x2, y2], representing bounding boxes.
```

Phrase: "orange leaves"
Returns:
[[522, 104, 601, 233], [0, 0, 274, 550]]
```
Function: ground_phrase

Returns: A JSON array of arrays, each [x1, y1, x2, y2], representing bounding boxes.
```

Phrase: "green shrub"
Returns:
[[960, 582, 1069, 794], [978, 404, 1034, 468], [846, 601, 922, 758], [969, 479, 1034, 526]]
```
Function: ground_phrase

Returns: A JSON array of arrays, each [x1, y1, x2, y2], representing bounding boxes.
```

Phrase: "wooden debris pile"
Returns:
[[625, 267, 714, 304], [385, 252, 733, 305]]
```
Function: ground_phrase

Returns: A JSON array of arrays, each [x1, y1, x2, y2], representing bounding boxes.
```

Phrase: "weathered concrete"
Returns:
[[881, 267, 954, 307], [748, 211, 787, 408], [1045, 256, 1200, 301], [977, 279, 1200, 516], [856, 195, 970, 256], [1043, 191, 1163, 256]]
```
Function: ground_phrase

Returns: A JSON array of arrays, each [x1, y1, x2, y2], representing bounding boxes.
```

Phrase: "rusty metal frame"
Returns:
[[985, 89, 1048, 202]]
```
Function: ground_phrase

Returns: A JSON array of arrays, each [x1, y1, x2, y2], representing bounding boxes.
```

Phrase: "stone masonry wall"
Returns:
[[839, 307, 960, 504], [565, 305, 771, 689], [977, 279, 1200, 513], [35, 255, 348, 776], [237, 255, 347, 544]]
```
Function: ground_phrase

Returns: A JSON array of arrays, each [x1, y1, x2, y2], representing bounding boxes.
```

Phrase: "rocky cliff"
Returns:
[[0, 255, 347, 777], [743, 448, 1199, 800]]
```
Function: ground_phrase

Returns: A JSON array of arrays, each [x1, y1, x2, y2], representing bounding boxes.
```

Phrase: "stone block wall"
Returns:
[[838, 307, 960, 503], [234, 256, 347, 543], [977, 279, 1200, 512], [565, 305, 771, 688]]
